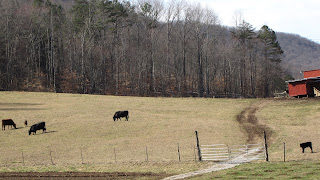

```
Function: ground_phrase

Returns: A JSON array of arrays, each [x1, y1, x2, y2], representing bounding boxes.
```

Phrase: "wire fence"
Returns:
[[0, 144, 200, 166]]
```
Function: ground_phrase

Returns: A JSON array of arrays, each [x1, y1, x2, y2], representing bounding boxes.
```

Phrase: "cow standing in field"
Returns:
[[300, 142, 313, 153], [113, 111, 129, 121], [29, 122, 46, 135], [24, 120, 28, 127], [2, 119, 17, 130]]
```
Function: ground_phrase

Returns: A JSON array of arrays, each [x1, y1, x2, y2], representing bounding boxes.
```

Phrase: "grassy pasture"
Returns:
[[256, 98, 320, 162], [2, 92, 320, 178], [189, 98, 320, 179], [0, 91, 253, 173]]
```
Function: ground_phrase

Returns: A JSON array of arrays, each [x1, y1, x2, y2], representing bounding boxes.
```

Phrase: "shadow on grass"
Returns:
[[45, 131, 57, 134], [28, 131, 58, 135], [0, 103, 44, 111]]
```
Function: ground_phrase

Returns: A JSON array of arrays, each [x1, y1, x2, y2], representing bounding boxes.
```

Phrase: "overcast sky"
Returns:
[[176, 0, 320, 43]]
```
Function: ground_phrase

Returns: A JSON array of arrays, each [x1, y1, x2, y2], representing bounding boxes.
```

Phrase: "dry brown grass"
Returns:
[[0, 92, 254, 169], [256, 98, 320, 162]]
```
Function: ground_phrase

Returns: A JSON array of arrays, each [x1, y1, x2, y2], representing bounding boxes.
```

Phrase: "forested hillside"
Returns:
[[0, 0, 285, 98], [277, 33, 320, 79]]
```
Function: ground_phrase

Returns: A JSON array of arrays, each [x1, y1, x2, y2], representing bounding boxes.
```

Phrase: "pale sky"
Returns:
[[185, 0, 320, 43]]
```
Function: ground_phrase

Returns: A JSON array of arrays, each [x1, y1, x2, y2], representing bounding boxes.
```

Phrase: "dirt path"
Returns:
[[163, 147, 264, 180], [236, 100, 272, 144]]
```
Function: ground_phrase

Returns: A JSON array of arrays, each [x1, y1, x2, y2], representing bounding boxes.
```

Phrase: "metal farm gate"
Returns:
[[201, 144, 265, 162], [201, 144, 230, 161]]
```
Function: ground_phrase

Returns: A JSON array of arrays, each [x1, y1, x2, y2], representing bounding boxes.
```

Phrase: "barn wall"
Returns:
[[288, 81, 307, 97], [304, 70, 320, 78]]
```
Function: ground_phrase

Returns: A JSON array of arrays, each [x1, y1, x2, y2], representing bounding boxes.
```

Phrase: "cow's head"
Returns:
[[13, 124, 17, 129], [28, 130, 31, 135], [113, 116, 116, 121]]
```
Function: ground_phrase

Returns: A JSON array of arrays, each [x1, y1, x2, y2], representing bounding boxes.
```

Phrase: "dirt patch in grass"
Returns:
[[236, 101, 272, 144]]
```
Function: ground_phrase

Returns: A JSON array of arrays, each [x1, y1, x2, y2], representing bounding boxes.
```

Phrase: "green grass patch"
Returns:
[[190, 161, 320, 179]]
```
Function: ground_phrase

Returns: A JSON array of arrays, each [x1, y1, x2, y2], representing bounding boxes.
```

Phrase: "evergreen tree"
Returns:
[[258, 25, 284, 97]]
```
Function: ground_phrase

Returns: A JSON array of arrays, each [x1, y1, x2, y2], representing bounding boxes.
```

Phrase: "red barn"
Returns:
[[287, 69, 320, 97]]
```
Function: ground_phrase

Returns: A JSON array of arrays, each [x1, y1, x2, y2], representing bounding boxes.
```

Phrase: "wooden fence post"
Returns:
[[193, 145, 197, 161], [145, 146, 149, 162], [283, 142, 286, 162], [81, 149, 84, 164], [195, 131, 202, 161], [264, 131, 269, 162], [21, 150, 25, 165], [177, 143, 181, 162], [50, 150, 54, 165]]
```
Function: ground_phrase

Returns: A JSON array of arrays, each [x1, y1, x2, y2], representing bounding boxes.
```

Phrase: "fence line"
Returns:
[[0, 144, 199, 166]]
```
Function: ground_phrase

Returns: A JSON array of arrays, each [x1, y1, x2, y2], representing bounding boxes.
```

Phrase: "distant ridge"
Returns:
[[277, 32, 320, 79]]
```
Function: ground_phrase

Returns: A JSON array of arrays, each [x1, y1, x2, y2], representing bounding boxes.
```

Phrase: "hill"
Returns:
[[277, 32, 320, 79]]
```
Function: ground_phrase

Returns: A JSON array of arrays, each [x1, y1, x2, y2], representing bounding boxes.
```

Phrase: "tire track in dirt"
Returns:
[[236, 100, 272, 144]]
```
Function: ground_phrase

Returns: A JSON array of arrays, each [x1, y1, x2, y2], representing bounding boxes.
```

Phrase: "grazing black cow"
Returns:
[[113, 111, 129, 121], [29, 122, 46, 135], [2, 119, 17, 130], [300, 142, 313, 153]]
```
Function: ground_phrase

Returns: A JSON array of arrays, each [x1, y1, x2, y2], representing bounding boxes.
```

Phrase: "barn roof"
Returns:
[[286, 76, 320, 83]]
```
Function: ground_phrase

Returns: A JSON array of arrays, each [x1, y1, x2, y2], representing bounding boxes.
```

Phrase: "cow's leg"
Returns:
[[310, 146, 313, 153], [126, 116, 128, 121], [302, 147, 305, 153]]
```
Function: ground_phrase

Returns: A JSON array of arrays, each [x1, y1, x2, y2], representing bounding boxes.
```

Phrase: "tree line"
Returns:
[[0, 0, 285, 98]]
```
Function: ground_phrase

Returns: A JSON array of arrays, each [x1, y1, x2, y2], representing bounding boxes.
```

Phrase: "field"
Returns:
[[1, 92, 320, 179], [0, 92, 252, 175]]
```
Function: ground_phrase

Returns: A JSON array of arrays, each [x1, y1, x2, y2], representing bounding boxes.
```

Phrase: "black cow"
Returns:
[[300, 142, 313, 153], [29, 122, 46, 135], [2, 119, 17, 130], [24, 120, 28, 127], [113, 111, 129, 121]]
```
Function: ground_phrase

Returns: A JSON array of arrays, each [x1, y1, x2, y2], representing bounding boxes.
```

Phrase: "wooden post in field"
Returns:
[[264, 131, 269, 162], [195, 131, 202, 161], [21, 150, 25, 165], [81, 149, 84, 164], [177, 143, 181, 162], [283, 142, 286, 162], [114, 148, 117, 163], [50, 150, 54, 165], [193, 145, 197, 161], [145, 146, 149, 162]]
